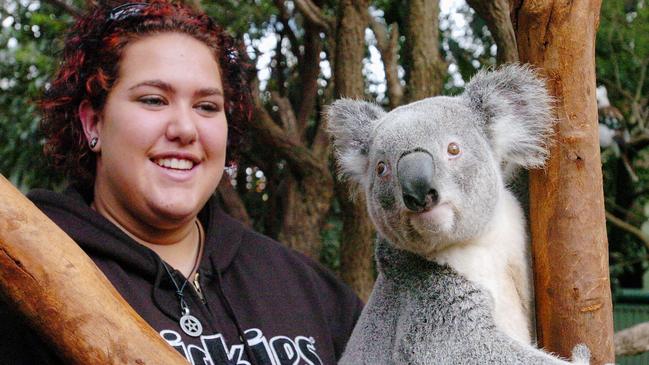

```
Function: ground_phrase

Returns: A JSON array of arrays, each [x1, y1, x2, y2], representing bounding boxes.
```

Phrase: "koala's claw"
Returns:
[[570, 344, 591, 365]]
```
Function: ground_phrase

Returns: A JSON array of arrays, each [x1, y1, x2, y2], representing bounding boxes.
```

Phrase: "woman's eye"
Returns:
[[195, 102, 221, 113], [138, 96, 166, 106], [376, 161, 390, 177], [447, 142, 461, 157]]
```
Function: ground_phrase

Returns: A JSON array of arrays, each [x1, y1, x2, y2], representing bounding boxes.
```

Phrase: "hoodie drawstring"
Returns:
[[215, 268, 259, 365]]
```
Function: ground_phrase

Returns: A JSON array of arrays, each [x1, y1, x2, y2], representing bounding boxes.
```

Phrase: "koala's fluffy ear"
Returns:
[[326, 99, 385, 183], [462, 64, 555, 169]]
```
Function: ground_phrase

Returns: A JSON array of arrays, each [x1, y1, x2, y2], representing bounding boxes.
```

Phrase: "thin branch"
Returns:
[[605, 198, 644, 222], [42, 0, 83, 18], [250, 80, 327, 178], [600, 77, 634, 101], [270, 91, 299, 141], [273, 0, 303, 66], [605, 210, 649, 249], [294, 0, 334, 33], [368, 15, 403, 108], [634, 58, 648, 105], [466, 0, 518, 64], [628, 133, 649, 151]]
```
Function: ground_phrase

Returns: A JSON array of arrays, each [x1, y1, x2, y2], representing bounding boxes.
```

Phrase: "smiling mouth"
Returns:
[[153, 157, 196, 171]]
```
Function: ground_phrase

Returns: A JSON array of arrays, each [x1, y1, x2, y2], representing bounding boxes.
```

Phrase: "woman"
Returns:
[[0, 1, 362, 364]]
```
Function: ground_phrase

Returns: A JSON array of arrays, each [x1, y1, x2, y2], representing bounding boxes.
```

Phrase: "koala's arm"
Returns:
[[339, 273, 400, 365], [340, 239, 426, 365], [507, 249, 534, 332]]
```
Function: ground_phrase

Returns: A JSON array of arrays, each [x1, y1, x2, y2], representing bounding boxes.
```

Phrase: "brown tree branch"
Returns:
[[0, 175, 187, 364], [294, 0, 334, 33], [368, 15, 403, 108], [251, 82, 327, 178], [270, 91, 300, 141], [605, 210, 649, 249], [466, 0, 519, 64]]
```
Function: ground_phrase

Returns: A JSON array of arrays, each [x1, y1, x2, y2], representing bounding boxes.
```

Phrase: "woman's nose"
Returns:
[[166, 105, 198, 145]]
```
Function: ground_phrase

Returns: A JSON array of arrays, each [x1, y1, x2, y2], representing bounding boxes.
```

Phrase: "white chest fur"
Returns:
[[430, 188, 533, 344]]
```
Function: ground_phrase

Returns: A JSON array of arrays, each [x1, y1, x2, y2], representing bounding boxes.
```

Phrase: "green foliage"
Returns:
[[203, 0, 276, 40], [597, 0, 649, 290], [0, 1, 73, 191], [597, 0, 648, 125]]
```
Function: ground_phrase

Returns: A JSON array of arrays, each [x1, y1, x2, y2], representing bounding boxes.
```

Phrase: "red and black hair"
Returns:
[[41, 0, 252, 187]]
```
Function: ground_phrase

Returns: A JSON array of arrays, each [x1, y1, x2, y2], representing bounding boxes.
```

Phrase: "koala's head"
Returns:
[[327, 65, 553, 256]]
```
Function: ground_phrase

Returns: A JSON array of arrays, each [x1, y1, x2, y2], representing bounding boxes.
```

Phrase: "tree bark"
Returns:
[[333, 0, 375, 301], [405, 0, 446, 101], [250, 81, 333, 260], [217, 175, 251, 227], [0, 175, 187, 365], [369, 17, 404, 108], [466, 0, 519, 64], [514, 1, 615, 364]]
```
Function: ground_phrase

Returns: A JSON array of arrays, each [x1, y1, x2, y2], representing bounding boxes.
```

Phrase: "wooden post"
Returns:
[[514, 1, 615, 364], [0, 175, 187, 364]]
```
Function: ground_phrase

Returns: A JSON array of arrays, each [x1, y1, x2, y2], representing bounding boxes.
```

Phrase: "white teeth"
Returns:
[[154, 158, 194, 170]]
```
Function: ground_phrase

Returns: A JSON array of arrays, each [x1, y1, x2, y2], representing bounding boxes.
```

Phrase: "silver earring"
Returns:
[[89, 137, 98, 149]]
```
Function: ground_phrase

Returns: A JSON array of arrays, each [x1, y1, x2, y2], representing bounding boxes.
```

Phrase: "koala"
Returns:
[[327, 65, 589, 364]]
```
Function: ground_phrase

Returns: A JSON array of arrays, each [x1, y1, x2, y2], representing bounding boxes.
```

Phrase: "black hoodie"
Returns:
[[0, 187, 363, 365]]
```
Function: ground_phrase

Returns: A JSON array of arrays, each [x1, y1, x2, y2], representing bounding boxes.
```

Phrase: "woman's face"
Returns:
[[82, 32, 227, 230]]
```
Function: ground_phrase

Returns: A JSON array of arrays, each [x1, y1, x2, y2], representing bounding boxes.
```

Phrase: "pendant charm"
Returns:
[[180, 312, 203, 337]]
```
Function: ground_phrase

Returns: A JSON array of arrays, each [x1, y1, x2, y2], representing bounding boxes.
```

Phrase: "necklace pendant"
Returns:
[[180, 311, 203, 337]]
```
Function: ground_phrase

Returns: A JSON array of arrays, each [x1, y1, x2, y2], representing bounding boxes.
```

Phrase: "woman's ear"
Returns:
[[78, 100, 102, 151]]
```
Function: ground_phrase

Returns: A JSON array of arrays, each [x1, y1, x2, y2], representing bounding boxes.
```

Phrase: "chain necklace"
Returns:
[[161, 219, 205, 338]]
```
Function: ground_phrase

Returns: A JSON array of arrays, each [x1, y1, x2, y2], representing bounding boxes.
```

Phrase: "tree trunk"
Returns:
[[278, 173, 333, 258], [405, 0, 446, 101], [0, 175, 187, 365], [514, 1, 615, 364], [333, 0, 375, 301], [217, 175, 251, 227]]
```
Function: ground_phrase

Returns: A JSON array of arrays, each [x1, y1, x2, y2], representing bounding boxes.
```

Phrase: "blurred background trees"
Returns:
[[1, 0, 648, 356]]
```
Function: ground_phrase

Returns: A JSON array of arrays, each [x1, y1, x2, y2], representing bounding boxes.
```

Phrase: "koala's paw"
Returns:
[[570, 344, 590, 365]]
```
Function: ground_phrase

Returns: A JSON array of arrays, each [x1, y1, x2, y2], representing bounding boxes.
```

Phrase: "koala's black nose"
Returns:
[[398, 151, 440, 212]]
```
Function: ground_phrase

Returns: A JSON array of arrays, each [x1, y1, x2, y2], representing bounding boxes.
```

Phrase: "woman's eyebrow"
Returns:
[[195, 87, 223, 98], [128, 79, 174, 93], [127, 80, 222, 98]]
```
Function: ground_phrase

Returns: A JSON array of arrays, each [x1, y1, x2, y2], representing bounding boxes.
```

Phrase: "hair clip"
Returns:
[[107, 2, 148, 22]]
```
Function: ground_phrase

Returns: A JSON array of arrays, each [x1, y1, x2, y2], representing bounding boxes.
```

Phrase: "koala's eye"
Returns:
[[447, 142, 461, 157], [376, 161, 390, 177]]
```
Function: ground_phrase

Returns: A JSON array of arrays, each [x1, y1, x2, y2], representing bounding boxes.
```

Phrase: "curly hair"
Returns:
[[41, 0, 252, 188]]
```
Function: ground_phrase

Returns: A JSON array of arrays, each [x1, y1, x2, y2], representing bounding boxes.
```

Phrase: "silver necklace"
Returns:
[[161, 220, 204, 337], [162, 261, 204, 337]]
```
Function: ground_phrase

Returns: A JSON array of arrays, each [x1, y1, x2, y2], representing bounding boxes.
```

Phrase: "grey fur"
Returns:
[[339, 239, 588, 365], [327, 65, 588, 364]]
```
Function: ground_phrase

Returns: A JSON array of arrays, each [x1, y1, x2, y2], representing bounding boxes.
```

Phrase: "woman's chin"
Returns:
[[145, 193, 205, 224]]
